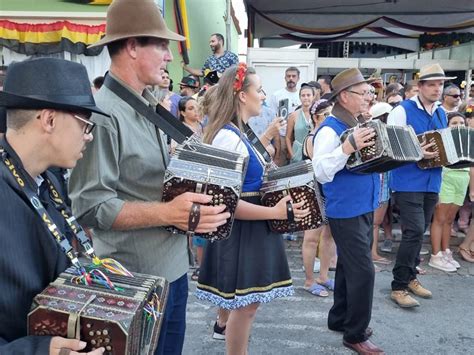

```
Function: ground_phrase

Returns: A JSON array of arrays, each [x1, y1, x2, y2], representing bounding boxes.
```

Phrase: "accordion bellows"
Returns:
[[162, 140, 247, 241], [417, 127, 474, 169], [342, 120, 423, 173], [261, 160, 326, 233], [28, 268, 168, 354]]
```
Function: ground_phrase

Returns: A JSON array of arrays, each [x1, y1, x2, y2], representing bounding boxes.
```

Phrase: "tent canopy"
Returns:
[[245, 0, 474, 50]]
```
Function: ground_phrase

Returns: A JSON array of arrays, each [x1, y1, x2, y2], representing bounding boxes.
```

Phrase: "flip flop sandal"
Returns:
[[459, 246, 474, 263], [191, 268, 200, 281], [416, 266, 427, 275], [317, 279, 335, 291], [304, 283, 329, 297]]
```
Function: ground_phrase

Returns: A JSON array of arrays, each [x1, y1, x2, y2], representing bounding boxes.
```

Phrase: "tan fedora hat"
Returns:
[[418, 63, 456, 81], [328, 68, 375, 101], [89, 0, 184, 49]]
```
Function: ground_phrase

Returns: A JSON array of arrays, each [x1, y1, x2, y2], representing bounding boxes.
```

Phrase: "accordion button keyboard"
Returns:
[[96, 330, 102, 336], [89, 331, 94, 336], [103, 329, 109, 336], [91, 339, 97, 345], [86, 323, 92, 328]]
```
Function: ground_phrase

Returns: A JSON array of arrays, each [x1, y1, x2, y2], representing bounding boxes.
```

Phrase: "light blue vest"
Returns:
[[390, 99, 447, 193], [316, 116, 380, 219]]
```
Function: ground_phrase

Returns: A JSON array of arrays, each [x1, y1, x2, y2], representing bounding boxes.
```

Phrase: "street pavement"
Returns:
[[182, 232, 474, 354]]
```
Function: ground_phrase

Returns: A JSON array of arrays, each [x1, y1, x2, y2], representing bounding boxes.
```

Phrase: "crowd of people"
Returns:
[[0, 0, 473, 355]]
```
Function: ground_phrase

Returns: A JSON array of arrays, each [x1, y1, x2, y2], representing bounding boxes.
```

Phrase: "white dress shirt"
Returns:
[[387, 96, 442, 126], [312, 126, 350, 184]]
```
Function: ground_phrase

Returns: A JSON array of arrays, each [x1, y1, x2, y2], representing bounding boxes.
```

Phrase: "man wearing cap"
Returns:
[[0, 58, 105, 354], [169, 75, 200, 118], [68, 1, 230, 354], [388, 63, 453, 308], [182, 33, 238, 77], [312, 68, 384, 354]]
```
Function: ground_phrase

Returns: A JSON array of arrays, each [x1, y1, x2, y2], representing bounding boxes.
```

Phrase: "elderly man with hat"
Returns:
[[387, 63, 453, 308], [68, 1, 230, 354], [312, 68, 384, 354], [0, 58, 105, 354]]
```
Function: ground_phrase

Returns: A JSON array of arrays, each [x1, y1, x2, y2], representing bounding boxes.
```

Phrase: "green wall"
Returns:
[[0, 0, 107, 12], [164, 0, 239, 92]]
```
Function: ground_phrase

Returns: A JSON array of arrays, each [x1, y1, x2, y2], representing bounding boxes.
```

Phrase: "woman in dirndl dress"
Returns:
[[196, 63, 309, 354]]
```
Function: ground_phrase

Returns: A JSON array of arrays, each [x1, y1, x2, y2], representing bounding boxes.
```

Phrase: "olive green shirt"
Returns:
[[69, 73, 188, 282]]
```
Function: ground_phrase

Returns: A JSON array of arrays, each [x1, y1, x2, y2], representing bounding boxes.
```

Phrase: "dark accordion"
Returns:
[[260, 160, 326, 233], [162, 139, 247, 241], [28, 268, 168, 355], [342, 120, 423, 173], [417, 127, 474, 169]]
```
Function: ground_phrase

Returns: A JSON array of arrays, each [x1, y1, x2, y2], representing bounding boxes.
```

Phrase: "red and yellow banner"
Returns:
[[0, 20, 106, 55]]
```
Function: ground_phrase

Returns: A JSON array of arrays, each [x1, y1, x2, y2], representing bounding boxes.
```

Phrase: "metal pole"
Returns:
[[466, 69, 472, 99], [225, 0, 232, 51]]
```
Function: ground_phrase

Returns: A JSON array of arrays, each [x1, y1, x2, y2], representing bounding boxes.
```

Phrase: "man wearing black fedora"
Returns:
[[312, 68, 384, 354], [388, 63, 452, 308], [0, 58, 106, 354], [68, 1, 230, 354]]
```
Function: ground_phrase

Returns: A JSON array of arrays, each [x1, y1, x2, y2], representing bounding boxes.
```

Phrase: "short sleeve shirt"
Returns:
[[202, 51, 239, 73]]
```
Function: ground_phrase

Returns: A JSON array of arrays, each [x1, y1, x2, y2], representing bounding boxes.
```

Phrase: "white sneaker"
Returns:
[[443, 249, 460, 269], [428, 252, 457, 272]]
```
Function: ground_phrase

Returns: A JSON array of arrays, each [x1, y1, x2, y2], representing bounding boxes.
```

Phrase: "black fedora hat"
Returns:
[[0, 58, 108, 117]]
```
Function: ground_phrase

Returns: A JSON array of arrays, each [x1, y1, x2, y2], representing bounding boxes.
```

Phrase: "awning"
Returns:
[[245, 0, 474, 49]]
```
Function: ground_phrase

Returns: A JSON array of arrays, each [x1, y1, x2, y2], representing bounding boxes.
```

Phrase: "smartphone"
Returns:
[[278, 99, 289, 135], [278, 98, 289, 120]]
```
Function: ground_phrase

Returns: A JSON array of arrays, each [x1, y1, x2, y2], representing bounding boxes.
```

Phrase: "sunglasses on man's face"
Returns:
[[446, 94, 461, 99], [389, 101, 401, 108]]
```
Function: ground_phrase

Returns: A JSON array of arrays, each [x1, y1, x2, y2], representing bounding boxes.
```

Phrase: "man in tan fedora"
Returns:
[[388, 63, 454, 308], [69, 1, 231, 354], [312, 68, 385, 355]]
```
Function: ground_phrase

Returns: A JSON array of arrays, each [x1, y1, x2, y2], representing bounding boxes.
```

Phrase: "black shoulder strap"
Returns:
[[242, 123, 272, 164], [103, 74, 193, 144]]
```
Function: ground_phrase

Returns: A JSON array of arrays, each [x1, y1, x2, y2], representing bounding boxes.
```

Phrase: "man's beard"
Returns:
[[211, 44, 220, 53], [286, 81, 296, 89]]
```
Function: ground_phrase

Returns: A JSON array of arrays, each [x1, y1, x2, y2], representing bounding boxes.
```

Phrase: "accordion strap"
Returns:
[[242, 123, 273, 164], [186, 203, 201, 237], [103, 73, 194, 144]]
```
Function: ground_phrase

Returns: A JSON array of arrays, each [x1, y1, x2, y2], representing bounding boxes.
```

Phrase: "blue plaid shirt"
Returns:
[[202, 51, 239, 73]]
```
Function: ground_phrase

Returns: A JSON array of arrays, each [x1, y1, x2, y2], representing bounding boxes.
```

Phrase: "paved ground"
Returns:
[[183, 232, 474, 354]]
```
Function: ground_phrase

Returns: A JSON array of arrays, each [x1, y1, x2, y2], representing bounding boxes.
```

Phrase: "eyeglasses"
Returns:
[[389, 101, 402, 108], [446, 94, 461, 99], [72, 114, 95, 134], [347, 90, 371, 97]]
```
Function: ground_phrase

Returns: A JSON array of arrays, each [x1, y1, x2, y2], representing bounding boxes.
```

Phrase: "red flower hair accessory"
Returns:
[[233, 63, 248, 94]]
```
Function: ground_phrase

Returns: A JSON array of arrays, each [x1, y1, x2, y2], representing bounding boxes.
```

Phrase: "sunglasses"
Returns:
[[389, 101, 401, 108], [446, 94, 461, 99]]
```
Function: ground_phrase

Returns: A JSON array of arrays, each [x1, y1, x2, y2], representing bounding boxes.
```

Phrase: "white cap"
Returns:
[[369, 102, 393, 118]]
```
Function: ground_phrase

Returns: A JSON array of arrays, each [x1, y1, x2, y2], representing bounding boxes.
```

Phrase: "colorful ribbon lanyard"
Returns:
[[0, 146, 85, 273], [0, 146, 132, 288]]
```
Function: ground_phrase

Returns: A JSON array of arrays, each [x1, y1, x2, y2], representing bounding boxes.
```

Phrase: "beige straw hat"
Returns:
[[418, 63, 456, 81]]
